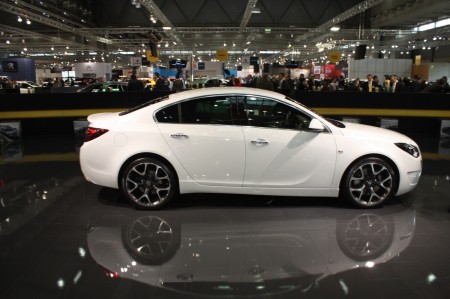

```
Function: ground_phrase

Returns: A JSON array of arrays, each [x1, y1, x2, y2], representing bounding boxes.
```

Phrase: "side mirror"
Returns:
[[307, 119, 325, 132]]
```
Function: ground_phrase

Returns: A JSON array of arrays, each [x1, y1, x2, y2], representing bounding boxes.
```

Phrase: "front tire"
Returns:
[[342, 157, 397, 208], [120, 157, 177, 210]]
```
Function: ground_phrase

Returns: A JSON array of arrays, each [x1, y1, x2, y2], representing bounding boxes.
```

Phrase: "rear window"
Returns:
[[119, 96, 170, 116]]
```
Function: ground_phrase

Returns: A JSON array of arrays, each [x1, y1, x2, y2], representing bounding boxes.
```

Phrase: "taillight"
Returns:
[[84, 127, 109, 142]]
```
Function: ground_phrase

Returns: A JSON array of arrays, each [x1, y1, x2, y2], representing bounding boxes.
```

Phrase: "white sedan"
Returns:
[[79, 87, 422, 209]]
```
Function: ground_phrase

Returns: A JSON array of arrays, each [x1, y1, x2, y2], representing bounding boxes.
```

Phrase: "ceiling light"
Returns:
[[6, 40, 10, 44], [163, 27, 172, 30], [330, 26, 340, 32], [26, 19, 31, 25], [251, 7, 261, 14], [17, 16, 22, 22]]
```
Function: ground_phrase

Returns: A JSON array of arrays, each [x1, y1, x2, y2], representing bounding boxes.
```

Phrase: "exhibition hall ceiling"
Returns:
[[0, 0, 449, 68]]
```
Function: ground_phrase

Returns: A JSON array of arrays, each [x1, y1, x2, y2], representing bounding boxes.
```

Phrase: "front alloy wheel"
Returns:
[[120, 157, 177, 209], [343, 157, 397, 208]]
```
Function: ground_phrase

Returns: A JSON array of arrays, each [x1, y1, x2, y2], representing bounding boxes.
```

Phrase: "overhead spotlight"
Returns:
[[246, 41, 251, 45], [51, 46, 54, 50], [26, 19, 31, 25], [6, 40, 10, 44], [224, 42, 226, 47], [17, 16, 22, 22], [330, 26, 340, 32]]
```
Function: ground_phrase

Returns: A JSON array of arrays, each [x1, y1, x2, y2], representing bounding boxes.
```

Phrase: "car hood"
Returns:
[[339, 122, 415, 143]]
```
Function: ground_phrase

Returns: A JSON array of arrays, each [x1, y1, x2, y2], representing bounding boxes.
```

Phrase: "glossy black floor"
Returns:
[[0, 132, 449, 299]]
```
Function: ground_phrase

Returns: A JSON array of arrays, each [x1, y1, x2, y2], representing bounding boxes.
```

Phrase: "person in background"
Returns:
[[441, 76, 450, 93], [296, 74, 307, 91], [53, 77, 62, 88], [362, 74, 374, 92], [347, 78, 362, 92], [410, 75, 426, 92], [321, 79, 335, 92], [256, 73, 274, 91], [152, 72, 166, 91], [421, 78, 445, 93], [306, 75, 315, 91], [277, 73, 286, 90], [330, 77, 338, 90], [171, 73, 186, 92], [127, 74, 144, 91], [245, 74, 256, 87], [372, 75, 384, 92], [226, 75, 236, 86], [389, 74, 404, 92], [234, 77, 242, 87]]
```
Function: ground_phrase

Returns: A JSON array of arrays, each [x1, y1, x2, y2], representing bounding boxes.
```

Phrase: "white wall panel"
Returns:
[[348, 58, 412, 80]]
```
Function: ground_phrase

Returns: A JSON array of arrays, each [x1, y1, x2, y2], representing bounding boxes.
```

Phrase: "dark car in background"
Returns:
[[77, 82, 128, 92]]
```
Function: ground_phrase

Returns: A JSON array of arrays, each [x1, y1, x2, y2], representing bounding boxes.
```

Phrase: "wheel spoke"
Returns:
[[125, 161, 172, 207], [348, 161, 394, 206]]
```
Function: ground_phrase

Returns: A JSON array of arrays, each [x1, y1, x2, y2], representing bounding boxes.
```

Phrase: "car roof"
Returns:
[[168, 87, 286, 102]]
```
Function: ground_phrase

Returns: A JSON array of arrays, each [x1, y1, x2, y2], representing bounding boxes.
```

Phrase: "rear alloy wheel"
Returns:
[[120, 157, 177, 210], [343, 158, 397, 208]]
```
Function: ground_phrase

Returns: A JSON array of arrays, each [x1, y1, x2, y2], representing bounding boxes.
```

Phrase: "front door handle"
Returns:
[[251, 138, 269, 146], [171, 133, 189, 140]]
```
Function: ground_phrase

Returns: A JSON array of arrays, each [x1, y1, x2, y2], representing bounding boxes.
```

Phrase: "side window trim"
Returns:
[[242, 96, 314, 130]]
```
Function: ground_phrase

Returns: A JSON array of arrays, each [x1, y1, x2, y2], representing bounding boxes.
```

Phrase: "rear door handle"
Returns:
[[171, 133, 189, 140], [251, 138, 269, 146]]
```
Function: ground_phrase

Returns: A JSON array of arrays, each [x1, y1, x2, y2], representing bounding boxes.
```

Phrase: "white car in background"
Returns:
[[80, 87, 422, 209]]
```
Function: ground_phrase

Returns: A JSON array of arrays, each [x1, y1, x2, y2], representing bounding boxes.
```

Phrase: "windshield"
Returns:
[[119, 95, 170, 116]]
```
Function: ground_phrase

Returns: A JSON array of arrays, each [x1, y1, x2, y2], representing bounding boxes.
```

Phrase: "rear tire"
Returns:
[[342, 157, 397, 208], [120, 157, 177, 210]]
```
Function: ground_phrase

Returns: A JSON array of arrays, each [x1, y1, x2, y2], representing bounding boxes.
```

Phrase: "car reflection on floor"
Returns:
[[87, 203, 415, 297]]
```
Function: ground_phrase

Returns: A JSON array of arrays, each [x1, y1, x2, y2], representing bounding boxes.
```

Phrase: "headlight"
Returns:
[[395, 143, 420, 158]]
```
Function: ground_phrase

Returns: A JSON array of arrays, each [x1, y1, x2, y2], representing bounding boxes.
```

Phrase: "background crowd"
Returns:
[[224, 73, 450, 94]]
